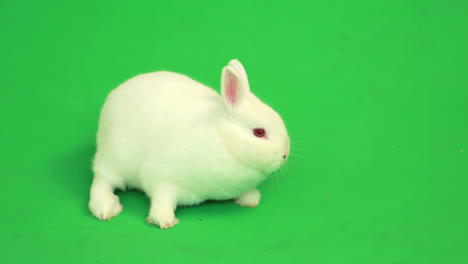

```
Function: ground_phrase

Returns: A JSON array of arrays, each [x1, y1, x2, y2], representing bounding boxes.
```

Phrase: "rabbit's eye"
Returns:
[[253, 128, 266, 138]]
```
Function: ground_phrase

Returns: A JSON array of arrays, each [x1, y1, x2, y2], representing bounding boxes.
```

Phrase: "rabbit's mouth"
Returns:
[[259, 156, 286, 175]]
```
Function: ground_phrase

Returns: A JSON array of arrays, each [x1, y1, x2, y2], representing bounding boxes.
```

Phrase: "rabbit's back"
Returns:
[[102, 71, 221, 122]]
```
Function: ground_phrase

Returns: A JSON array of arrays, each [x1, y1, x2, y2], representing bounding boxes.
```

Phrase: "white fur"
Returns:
[[89, 59, 289, 229]]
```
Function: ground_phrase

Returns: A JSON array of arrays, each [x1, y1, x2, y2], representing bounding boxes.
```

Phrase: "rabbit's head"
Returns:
[[219, 59, 290, 174]]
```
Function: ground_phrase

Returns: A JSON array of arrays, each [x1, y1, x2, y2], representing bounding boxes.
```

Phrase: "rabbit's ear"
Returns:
[[228, 59, 250, 91], [221, 65, 249, 109]]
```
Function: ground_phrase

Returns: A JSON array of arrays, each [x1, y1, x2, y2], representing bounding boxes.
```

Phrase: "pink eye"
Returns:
[[253, 128, 266, 138]]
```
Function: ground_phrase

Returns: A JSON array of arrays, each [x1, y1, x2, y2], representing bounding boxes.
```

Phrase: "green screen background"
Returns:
[[1, 0, 467, 263]]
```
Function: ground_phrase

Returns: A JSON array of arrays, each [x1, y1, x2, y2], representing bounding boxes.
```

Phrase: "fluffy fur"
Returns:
[[89, 59, 290, 229]]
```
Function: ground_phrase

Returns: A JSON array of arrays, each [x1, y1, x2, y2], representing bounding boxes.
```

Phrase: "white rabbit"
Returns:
[[89, 59, 290, 229]]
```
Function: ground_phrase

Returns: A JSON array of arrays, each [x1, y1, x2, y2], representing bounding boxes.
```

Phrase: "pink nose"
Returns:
[[283, 149, 290, 159], [282, 143, 290, 160]]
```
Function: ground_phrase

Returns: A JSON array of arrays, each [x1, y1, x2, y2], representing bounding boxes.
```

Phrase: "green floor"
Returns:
[[2, 0, 468, 263]]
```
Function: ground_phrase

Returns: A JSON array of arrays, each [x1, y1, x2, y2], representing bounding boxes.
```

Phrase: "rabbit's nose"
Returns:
[[283, 146, 290, 159]]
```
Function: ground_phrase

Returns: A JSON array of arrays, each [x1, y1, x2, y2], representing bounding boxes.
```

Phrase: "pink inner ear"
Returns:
[[225, 72, 238, 105]]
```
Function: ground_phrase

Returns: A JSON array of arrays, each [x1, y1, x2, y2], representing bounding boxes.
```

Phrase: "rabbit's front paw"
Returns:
[[234, 189, 261, 208], [147, 213, 179, 229], [89, 194, 123, 221]]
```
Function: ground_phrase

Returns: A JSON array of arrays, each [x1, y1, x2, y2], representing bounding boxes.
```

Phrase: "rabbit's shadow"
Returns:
[[53, 143, 149, 219], [52, 143, 95, 217]]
